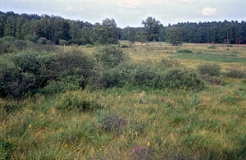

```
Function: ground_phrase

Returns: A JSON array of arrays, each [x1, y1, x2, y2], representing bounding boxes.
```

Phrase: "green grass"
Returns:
[[1, 42, 246, 159], [1, 86, 246, 159], [176, 52, 246, 63]]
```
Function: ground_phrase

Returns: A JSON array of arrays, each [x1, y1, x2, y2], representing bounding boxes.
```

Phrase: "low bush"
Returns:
[[0, 58, 36, 98], [111, 62, 137, 86], [1, 50, 94, 98], [94, 62, 135, 88], [197, 63, 221, 76], [0, 59, 18, 97], [162, 69, 205, 91], [197, 63, 225, 85], [94, 46, 126, 69], [200, 74, 225, 85], [94, 71, 113, 88], [177, 49, 193, 53], [0, 37, 29, 54], [226, 69, 246, 78], [132, 63, 156, 86], [55, 50, 94, 78], [11, 51, 56, 88], [94, 62, 205, 91], [11, 51, 44, 74], [39, 50, 94, 89], [94, 62, 157, 89]]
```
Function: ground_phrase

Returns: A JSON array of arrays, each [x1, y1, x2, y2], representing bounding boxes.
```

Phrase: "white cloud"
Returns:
[[65, 6, 73, 11], [176, 0, 192, 3], [2, 0, 246, 27], [202, 7, 217, 16]]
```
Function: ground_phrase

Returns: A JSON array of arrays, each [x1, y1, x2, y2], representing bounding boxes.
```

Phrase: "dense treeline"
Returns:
[[0, 11, 118, 45], [1, 11, 246, 45], [173, 21, 246, 44], [121, 20, 246, 44]]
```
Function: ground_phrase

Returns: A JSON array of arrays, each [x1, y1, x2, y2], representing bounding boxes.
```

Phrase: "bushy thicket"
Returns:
[[94, 46, 126, 69], [93, 57, 205, 91], [162, 69, 205, 90], [0, 58, 35, 97], [94, 62, 157, 88], [0, 50, 94, 98], [0, 46, 207, 98], [0, 37, 27, 54]]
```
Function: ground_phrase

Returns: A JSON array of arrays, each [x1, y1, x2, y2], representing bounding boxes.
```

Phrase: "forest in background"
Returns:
[[1, 11, 246, 47]]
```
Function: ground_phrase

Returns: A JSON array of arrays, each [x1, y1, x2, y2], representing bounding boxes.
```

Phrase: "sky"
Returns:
[[1, 0, 246, 28]]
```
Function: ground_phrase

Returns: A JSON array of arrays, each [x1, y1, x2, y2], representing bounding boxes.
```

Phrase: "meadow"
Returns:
[[0, 42, 246, 159]]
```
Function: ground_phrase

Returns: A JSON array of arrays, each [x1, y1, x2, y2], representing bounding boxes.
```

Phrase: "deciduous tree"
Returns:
[[93, 18, 118, 44], [165, 27, 182, 46], [141, 16, 161, 44]]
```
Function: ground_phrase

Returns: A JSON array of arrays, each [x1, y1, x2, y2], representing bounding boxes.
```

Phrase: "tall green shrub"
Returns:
[[94, 62, 157, 88], [162, 69, 205, 90], [52, 50, 94, 82], [94, 46, 126, 69], [11, 51, 56, 88], [0, 58, 35, 98]]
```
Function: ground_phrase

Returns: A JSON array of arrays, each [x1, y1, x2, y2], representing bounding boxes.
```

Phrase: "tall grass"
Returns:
[[1, 87, 245, 159]]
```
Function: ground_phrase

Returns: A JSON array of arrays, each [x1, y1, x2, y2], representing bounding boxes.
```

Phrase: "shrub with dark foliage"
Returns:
[[162, 69, 205, 91], [198, 63, 221, 76], [0, 50, 94, 98], [0, 59, 35, 98], [94, 46, 126, 69], [226, 69, 246, 78]]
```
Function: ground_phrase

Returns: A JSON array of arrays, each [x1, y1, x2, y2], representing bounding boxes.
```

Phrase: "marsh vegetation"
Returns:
[[0, 42, 246, 159]]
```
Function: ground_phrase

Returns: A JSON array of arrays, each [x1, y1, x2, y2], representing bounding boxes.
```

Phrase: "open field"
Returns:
[[1, 42, 246, 159], [120, 42, 246, 68]]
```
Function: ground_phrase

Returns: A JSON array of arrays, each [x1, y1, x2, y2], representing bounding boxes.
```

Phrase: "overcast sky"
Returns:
[[1, 0, 246, 28]]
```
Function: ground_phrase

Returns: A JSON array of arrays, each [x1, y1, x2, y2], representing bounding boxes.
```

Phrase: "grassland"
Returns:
[[1, 42, 246, 159]]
